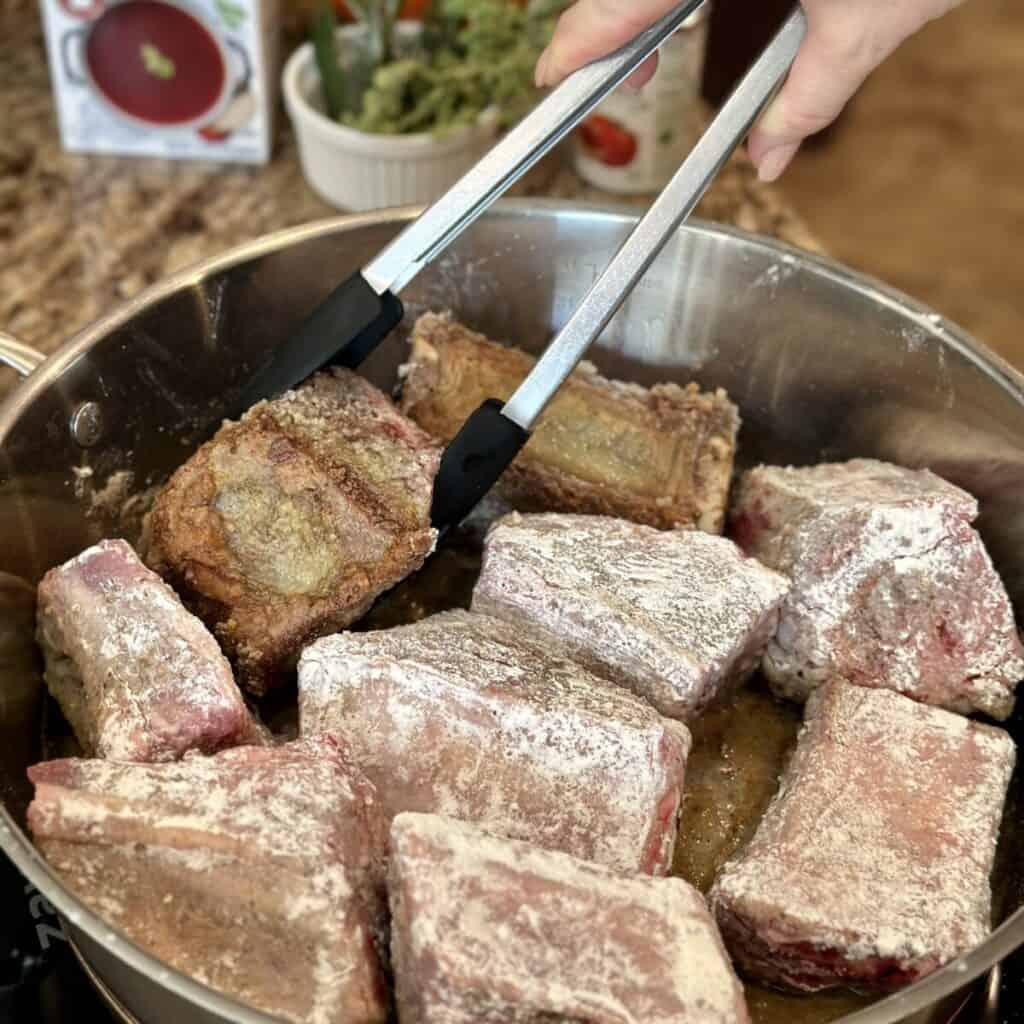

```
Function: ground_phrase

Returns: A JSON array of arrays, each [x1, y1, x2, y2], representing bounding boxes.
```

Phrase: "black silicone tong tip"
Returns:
[[229, 269, 524, 536], [229, 272, 403, 419], [430, 399, 529, 536]]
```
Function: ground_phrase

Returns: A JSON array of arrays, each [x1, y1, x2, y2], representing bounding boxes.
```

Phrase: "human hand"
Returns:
[[535, 0, 965, 181]]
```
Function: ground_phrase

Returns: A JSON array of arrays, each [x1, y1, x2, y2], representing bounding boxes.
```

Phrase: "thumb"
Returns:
[[535, 0, 679, 87], [748, 12, 886, 181]]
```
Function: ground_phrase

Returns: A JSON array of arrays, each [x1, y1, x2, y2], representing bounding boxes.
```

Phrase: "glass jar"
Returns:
[[573, 4, 710, 194]]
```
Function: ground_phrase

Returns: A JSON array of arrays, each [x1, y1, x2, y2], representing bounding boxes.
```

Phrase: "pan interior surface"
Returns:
[[1, 202, 1023, 1024]]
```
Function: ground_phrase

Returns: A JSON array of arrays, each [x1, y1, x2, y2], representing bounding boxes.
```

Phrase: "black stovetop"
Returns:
[[1, 853, 116, 1024], [3, 847, 1022, 1024], [1002, 957, 1024, 1024], [2, 942, 117, 1024]]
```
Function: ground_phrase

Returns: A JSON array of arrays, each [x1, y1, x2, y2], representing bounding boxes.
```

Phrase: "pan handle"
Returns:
[[0, 332, 45, 377]]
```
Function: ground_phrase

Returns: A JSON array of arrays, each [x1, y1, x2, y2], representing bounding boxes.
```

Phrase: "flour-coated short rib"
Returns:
[[27, 737, 389, 1024], [147, 368, 440, 694], [389, 812, 750, 1024], [36, 539, 263, 761], [731, 458, 1024, 718], [472, 512, 790, 721], [298, 609, 690, 875], [400, 312, 739, 531], [710, 682, 1016, 992]]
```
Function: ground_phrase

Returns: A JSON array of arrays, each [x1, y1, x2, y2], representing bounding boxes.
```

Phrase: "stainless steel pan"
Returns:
[[1, 200, 1023, 1024]]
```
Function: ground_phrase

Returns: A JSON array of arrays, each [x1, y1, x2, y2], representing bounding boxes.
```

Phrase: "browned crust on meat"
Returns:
[[147, 369, 440, 694], [400, 313, 739, 532]]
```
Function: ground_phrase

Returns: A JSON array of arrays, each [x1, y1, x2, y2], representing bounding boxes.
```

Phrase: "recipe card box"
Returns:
[[38, 0, 279, 163]]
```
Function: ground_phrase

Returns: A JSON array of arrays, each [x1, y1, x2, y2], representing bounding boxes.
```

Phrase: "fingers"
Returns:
[[535, 0, 679, 87], [749, 0, 967, 181], [747, 7, 883, 180], [625, 53, 659, 92], [537, 0, 966, 183], [752, 140, 801, 183]]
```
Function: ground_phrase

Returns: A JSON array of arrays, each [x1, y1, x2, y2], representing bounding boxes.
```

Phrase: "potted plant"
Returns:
[[283, 0, 565, 211]]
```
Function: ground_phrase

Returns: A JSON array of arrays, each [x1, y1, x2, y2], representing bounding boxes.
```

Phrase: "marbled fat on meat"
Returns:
[[731, 458, 1024, 718], [27, 737, 389, 1024], [389, 812, 751, 1024], [298, 609, 690, 875], [147, 369, 440, 694], [710, 682, 1016, 992], [36, 539, 263, 761], [472, 512, 790, 720]]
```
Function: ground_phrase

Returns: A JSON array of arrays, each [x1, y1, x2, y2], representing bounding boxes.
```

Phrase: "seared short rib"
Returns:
[[401, 313, 739, 532], [147, 369, 440, 694]]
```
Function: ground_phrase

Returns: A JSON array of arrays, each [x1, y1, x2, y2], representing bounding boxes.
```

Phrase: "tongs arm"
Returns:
[[230, 2, 707, 416], [430, 6, 807, 531], [362, 0, 709, 297], [505, 6, 807, 430]]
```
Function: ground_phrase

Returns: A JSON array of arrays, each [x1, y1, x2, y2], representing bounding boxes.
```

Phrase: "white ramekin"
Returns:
[[282, 25, 500, 211]]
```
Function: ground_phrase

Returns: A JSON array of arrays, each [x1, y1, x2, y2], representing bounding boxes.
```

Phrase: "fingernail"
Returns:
[[756, 99, 790, 140], [757, 142, 798, 183], [623, 68, 647, 93]]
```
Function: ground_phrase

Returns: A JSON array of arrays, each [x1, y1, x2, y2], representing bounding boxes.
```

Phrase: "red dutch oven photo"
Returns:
[[59, 0, 250, 133]]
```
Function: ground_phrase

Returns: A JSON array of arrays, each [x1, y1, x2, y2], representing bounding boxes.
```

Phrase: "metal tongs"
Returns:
[[240, 2, 807, 533]]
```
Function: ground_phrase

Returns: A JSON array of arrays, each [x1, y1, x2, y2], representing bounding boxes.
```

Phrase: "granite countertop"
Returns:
[[0, 0, 822, 374]]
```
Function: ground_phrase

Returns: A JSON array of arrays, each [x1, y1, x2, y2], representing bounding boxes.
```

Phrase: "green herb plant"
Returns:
[[311, 0, 567, 136]]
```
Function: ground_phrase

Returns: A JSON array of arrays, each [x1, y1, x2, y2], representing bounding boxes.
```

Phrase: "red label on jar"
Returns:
[[574, 10, 709, 194], [579, 115, 639, 167]]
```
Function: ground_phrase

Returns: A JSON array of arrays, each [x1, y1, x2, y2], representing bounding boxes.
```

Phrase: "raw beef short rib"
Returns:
[[299, 609, 690, 874], [710, 682, 1016, 992], [36, 539, 263, 762], [27, 737, 389, 1024], [389, 812, 750, 1024], [400, 312, 739, 531], [472, 513, 790, 720], [731, 458, 1024, 718], [147, 369, 440, 694]]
